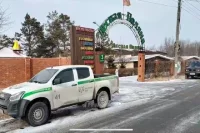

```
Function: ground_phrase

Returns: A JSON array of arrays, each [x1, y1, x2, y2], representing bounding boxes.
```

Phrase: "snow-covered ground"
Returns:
[[0, 76, 195, 133]]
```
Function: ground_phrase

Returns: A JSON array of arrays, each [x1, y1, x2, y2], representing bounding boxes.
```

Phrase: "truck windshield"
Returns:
[[29, 69, 59, 84]]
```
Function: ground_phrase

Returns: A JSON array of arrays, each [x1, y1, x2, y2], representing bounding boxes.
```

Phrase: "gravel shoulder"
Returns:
[[0, 110, 11, 121]]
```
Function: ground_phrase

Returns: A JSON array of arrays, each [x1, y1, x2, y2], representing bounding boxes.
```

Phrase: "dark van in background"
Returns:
[[185, 61, 200, 79]]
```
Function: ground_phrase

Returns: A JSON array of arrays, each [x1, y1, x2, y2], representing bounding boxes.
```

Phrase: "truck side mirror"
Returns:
[[53, 78, 61, 85]]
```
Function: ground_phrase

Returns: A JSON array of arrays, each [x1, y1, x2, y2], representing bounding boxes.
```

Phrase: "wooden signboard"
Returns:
[[70, 26, 95, 71]]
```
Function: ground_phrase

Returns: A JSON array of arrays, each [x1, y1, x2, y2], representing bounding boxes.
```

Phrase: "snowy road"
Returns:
[[0, 76, 200, 133]]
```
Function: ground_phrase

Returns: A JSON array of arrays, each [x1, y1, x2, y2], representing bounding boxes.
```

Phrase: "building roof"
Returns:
[[180, 56, 200, 60], [0, 47, 27, 58], [111, 54, 173, 63], [130, 54, 174, 62], [108, 48, 167, 55]]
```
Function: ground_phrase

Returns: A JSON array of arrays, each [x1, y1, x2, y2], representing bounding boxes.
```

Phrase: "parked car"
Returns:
[[0, 65, 119, 126], [185, 61, 200, 79]]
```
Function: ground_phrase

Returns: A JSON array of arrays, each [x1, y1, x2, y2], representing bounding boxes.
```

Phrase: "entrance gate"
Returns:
[[96, 12, 146, 81]]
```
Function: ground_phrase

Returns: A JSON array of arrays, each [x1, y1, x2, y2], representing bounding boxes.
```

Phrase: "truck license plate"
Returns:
[[190, 73, 195, 75]]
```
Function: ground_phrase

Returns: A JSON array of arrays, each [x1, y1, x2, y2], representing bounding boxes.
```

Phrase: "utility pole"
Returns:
[[174, 0, 182, 78]]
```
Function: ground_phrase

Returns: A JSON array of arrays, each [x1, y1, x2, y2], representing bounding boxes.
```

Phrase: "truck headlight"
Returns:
[[10, 91, 25, 102]]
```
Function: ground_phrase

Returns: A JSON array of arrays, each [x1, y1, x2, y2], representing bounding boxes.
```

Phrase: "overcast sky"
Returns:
[[2, 0, 200, 48]]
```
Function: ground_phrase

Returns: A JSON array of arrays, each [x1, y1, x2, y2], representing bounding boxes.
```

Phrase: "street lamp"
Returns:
[[93, 21, 109, 37], [93, 21, 100, 27]]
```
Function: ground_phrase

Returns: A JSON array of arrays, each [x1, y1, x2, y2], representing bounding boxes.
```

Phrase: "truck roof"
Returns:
[[46, 65, 90, 70]]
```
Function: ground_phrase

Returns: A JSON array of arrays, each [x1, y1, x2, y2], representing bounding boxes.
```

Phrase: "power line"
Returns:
[[137, 0, 177, 7], [181, 1, 200, 17], [177, 0, 200, 6], [184, 0, 200, 1], [184, 0, 200, 2], [185, 0, 200, 5], [177, 0, 200, 20], [137, 0, 200, 21], [184, 0, 200, 12], [182, 7, 200, 21]]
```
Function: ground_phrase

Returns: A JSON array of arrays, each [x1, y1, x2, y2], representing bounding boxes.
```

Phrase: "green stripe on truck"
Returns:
[[78, 79, 94, 85], [22, 87, 52, 98], [94, 75, 117, 81], [78, 75, 117, 85]]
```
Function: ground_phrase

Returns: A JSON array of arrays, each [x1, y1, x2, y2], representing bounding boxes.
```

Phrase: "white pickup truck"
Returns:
[[0, 65, 119, 126]]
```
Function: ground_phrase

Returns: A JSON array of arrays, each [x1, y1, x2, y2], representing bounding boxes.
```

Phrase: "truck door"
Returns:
[[52, 68, 78, 108], [75, 67, 95, 102]]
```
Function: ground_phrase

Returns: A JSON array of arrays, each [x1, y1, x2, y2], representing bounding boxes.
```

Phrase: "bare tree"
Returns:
[[146, 44, 156, 51], [0, 2, 10, 33], [95, 32, 111, 52], [159, 38, 175, 57], [0, 3, 12, 50], [159, 37, 200, 57]]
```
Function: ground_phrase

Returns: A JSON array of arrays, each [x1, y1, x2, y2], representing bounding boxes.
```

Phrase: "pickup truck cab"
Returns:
[[0, 65, 119, 126]]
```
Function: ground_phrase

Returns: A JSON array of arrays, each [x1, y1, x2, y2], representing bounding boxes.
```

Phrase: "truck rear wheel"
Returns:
[[96, 90, 109, 109], [26, 102, 49, 127]]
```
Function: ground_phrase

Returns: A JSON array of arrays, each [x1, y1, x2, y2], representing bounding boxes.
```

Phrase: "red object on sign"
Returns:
[[85, 51, 94, 55], [76, 26, 95, 32], [84, 60, 94, 64]]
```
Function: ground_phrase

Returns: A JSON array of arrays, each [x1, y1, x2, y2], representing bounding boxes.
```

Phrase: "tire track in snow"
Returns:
[[161, 109, 200, 133], [173, 111, 200, 133], [98, 99, 179, 131]]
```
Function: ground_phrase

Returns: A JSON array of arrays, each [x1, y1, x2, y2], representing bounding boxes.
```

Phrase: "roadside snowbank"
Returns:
[[120, 76, 194, 83]]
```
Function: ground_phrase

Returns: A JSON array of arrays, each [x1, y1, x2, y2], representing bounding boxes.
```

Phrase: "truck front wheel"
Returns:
[[96, 90, 109, 109], [26, 102, 49, 127]]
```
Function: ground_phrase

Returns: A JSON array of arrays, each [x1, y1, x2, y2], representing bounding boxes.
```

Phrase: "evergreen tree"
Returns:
[[46, 10, 74, 57], [107, 55, 116, 69], [0, 35, 14, 49], [35, 37, 56, 57], [20, 13, 44, 57]]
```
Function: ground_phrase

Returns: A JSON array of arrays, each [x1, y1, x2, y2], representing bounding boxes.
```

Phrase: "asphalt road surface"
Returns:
[[68, 81, 200, 133]]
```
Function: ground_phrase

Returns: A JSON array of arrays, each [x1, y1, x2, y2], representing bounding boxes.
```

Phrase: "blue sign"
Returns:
[[83, 41, 93, 46]]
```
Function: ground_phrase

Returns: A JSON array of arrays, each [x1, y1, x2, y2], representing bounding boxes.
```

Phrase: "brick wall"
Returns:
[[31, 58, 70, 77], [95, 52, 104, 74], [0, 57, 71, 89], [0, 58, 26, 88]]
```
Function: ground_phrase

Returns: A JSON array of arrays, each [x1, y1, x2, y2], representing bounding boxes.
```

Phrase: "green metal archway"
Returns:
[[96, 12, 145, 51]]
